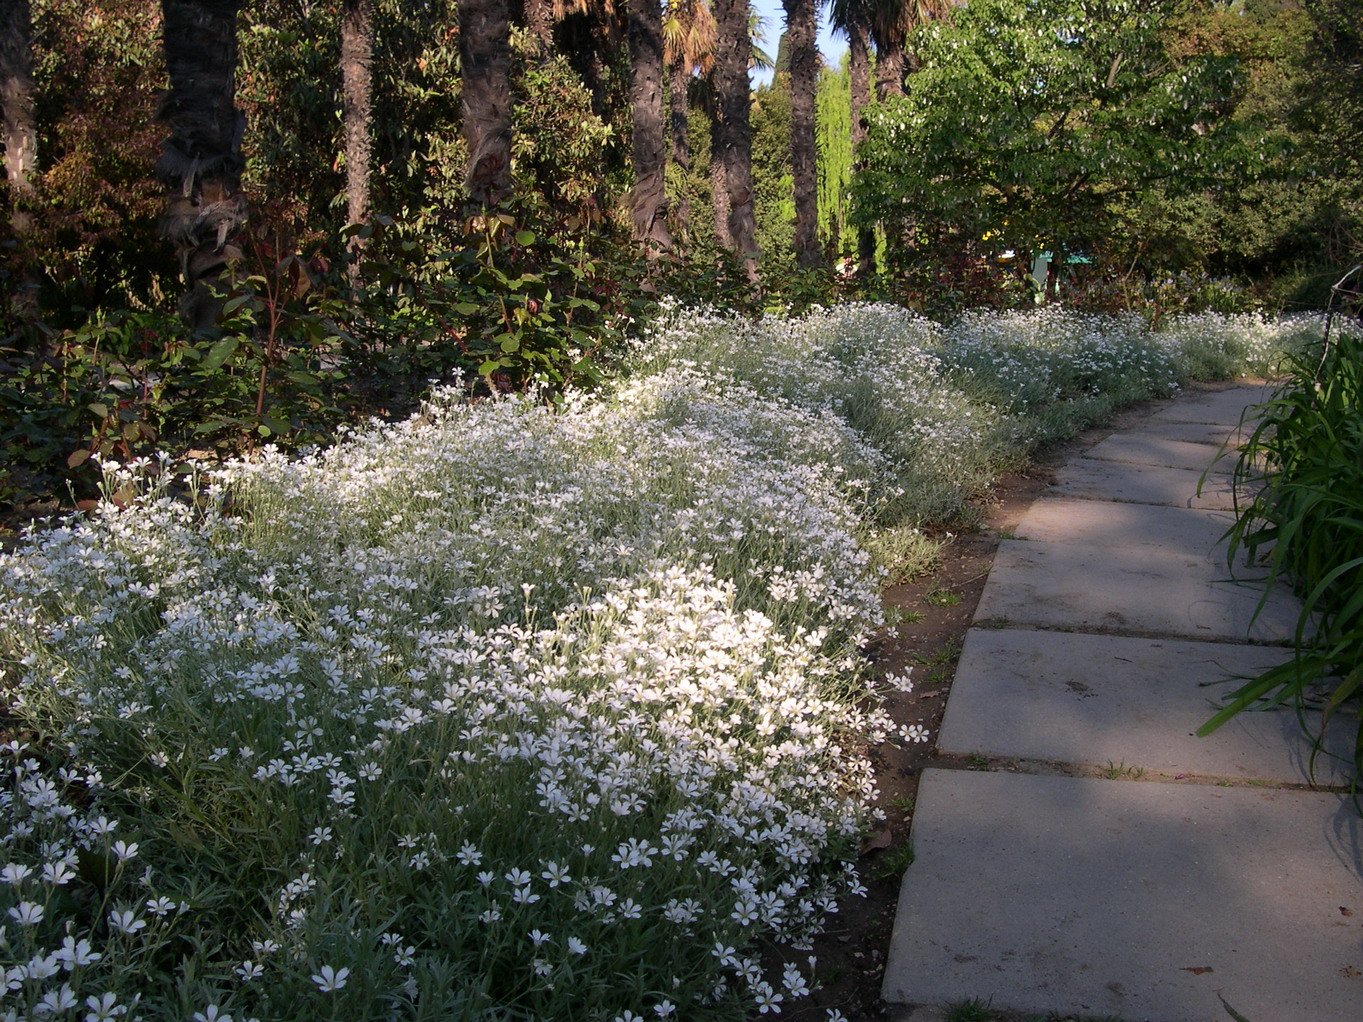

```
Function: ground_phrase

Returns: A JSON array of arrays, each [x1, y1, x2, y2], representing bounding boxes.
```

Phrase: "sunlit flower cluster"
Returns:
[[0, 302, 1305, 1019]]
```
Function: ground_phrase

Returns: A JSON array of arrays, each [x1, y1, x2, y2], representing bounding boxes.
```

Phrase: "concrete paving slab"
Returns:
[[1085, 434, 1238, 474], [973, 539, 1301, 643], [1053, 458, 1239, 510], [938, 629, 1356, 785], [1129, 419, 1253, 447], [1013, 499, 1235, 559], [1149, 386, 1273, 426], [882, 769, 1363, 1022]]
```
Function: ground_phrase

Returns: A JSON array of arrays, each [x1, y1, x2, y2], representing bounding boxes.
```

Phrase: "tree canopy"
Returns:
[[855, 0, 1250, 274]]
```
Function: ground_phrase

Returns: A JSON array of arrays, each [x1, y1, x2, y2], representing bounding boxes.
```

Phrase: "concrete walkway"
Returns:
[[882, 384, 1363, 1022]]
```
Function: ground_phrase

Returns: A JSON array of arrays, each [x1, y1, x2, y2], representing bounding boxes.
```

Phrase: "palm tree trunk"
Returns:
[[627, 0, 673, 255], [709, 104, 730, 247], [520, 0, 554, 53], [341, 0, 374, 279], [460, 0, 513, 209], [874, 25, 904, 100], [849, 14, 875, 274], [784, 0, 821, 268], [668, 53, 691, 243], [849, 15, 870, 147], [0, 0, 37, 317], [157, 0, 247, 330], [711, 0, 757, 280]]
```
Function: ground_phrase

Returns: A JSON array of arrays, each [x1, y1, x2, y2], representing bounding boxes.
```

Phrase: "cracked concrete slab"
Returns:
[[938, 628, 1355, 785], [973, 539, 1301, 643], [882, 770, 1363, 1022]]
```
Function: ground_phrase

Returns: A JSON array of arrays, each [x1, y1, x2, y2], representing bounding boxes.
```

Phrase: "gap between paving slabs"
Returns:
[[875, 382, 1363, 1022]]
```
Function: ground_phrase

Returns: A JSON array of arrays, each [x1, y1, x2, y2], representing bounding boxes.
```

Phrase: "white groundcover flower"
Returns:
[[0, 304, 1309, 1019]]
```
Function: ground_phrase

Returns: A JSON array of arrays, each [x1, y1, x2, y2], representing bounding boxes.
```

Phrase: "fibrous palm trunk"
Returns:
[[874, 35, 903, 100], [849, 12, 875, 273], [709, 109, 730, 247], [711, 0, 757, 280], [157, 0, 247, 330], [784, 0, 821, 268], [627, 0, 673, 255], [341, 0, 374, 278], [520, 0, 554, 53], [668, 53, 691, 243], [460, 0, 513, 209]]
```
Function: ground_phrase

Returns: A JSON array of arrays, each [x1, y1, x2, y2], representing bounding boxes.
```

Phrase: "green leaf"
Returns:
[[514, 230, 536, 246], [499, 336, 520, 353], [66, 449, 91, 469], [87, 403, 109, 419], [200, 338, 240, 373]]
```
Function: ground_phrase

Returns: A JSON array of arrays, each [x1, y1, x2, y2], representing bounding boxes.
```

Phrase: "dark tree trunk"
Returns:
[[784, 0, 821, 269], [849, 14, 875, 273], [709, 102, 730, 247], [712, 0, 757, 280], [1, 0, 36, 236], [158, 0, 247, 330], [668, 53, 691, 242], [627, 0, 673, 255], [849, 15, 870, 147], [1, 0, 37, 317], [460, 0, 513, 209], [874, 29, 904, 100], [520, 0, 554, 53], [341, 0, 374, 278]]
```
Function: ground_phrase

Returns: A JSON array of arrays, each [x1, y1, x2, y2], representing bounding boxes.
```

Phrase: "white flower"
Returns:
[[235, 961, 263, 981], [536, 860, 569, 888], [884, 670, 914, 693], [8, 901, 43, 926], [1, 863, 33, 885], [566, 937, 588, 956], [25, 952, 60, 980], [36, 983, 78, 1015], [192, 1007, 231, 1022], [108, 909, 147, 935], [56, 937, 101, 969], [753, 981, 783, 1014], [311, 965, 349, 992], [83, 992, 127, 1021], [111, 841, 138, 863], [145, 896, 177, 916]]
